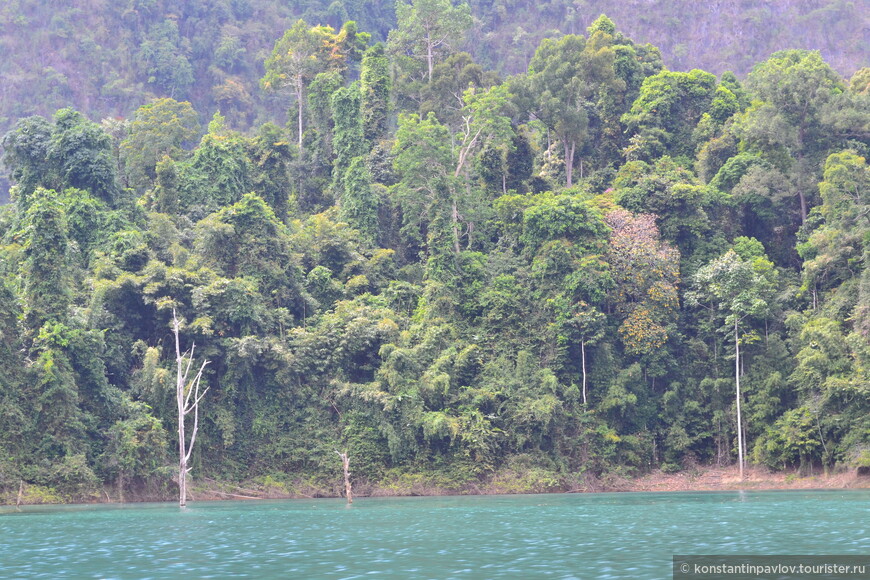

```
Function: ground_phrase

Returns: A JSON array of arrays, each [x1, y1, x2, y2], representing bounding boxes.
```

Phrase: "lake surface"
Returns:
[[1, 491, 868, 578]]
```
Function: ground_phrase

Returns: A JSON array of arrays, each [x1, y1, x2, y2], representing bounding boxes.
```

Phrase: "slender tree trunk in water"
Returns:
[[335, 451, 352, 503], [177, 353, 186, 506], [735, 320, 744, 479], [581, 340, 588, 403], [174, 309, 210, 508], [178, 455, 187, 506]]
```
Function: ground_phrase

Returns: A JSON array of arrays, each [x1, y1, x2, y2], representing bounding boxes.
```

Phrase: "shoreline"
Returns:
[[184, 465, 870, 501], [6, 465, 869, 506], [595, 465, 870, 493]]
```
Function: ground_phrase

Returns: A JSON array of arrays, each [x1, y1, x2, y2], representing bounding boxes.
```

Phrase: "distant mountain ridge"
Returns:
[[475, 0, 868, 77], [0, 0, 866, 148]]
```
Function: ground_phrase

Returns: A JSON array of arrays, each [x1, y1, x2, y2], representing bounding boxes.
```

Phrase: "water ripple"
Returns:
[[1, 491, 869, 579]]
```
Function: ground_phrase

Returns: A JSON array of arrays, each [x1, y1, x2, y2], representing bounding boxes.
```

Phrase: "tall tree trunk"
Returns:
[[426, 32, 433, 82], [581, 339, 587, 405], [564, 141, 575, 187], [735, 320, 744, 479], [296, 74, 304, 148], [451, 199, 461, 254], [176, 321, 188, 506]]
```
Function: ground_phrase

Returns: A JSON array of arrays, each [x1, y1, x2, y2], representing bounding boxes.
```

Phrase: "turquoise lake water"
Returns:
[[1, 491, 868, 578]]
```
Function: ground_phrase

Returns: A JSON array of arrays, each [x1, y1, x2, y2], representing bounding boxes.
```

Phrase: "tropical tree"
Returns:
[[22, 188, 72, 329], [262, 20, 367, 147], [737, 50, 846, 223], [514, 32, 623, 186], [3, 109, 118, 207], [604, 209, 680, 387], [121, 98, 200, 191], [360, 43, 391, 143], [686, 247, 777, 477], [388, 0, 472, 83], [621, 69, 718, 161]]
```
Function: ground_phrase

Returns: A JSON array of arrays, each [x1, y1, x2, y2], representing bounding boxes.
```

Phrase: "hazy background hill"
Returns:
[[1, 0, 867, 135], [474, 0, 869, 76], [0, 0, 866, 200]]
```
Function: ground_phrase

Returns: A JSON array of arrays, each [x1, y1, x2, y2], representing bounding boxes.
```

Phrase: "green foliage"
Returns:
[[687, 248, 777, 332], [622, 69, 718, 160], [418, 52, 500, 126], [2, 17, 869, 499], [338, 156, 379, 246], [388, 0, 472, 83], [3, 110, 118, 207], [137, 19, 195, 98], [22, 189, 72, 328], [196, 192, 305, 315], [180, 130, 253, 210], [514, 30, 625, 186], [360, 43, 391, 143], [249, 122, 295, 221], [520, 192, 608, 254], [262, 19, 368, 147], [753, 407, 821, 472], [121, 98, 200, 192], [614, 156, 728, 267], [331, 83, 366, 192]]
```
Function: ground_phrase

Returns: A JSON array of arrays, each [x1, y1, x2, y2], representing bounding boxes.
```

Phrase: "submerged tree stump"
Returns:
[[335, 451, 352, 504]]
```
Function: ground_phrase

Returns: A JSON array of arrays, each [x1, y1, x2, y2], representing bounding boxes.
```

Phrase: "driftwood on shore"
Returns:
[[208, 490, 262, 500]]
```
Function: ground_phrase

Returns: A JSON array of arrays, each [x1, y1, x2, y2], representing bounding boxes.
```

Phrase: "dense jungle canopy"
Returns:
[[0, 0, 868, 501]]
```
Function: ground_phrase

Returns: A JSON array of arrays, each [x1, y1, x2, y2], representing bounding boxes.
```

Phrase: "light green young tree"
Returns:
[[686, 247, 776, 478], [121, 98, 200, 192], [393, 84, 512, 254], [801, 150, 869, 293], [453, 84, 514, 177]]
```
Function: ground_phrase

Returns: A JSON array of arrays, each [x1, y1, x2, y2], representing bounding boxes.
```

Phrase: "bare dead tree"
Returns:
[[173, 309, 209, 508], [335, 450, 352, 504]]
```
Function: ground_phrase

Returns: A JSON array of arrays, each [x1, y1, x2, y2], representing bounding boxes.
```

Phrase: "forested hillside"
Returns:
[[1, 2, 869, 502], [1, 0, 867, 200]]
